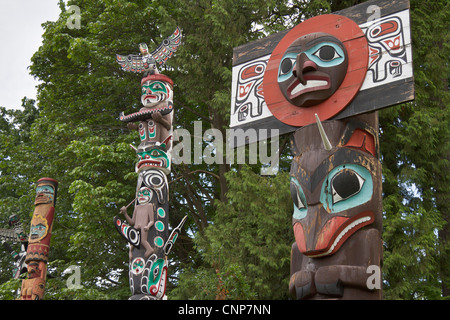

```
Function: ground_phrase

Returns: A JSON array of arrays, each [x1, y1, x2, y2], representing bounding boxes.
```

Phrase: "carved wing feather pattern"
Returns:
[[116, 54, 150, 73], [0, 228, 20, 243], [116, 27, 182, 73], [151, 27, 183, 66]]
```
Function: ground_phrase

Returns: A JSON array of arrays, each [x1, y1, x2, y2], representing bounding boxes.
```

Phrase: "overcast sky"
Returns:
[[0, 0, 62, 110]]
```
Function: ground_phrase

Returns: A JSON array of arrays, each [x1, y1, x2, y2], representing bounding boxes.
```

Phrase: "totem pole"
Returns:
[[113, 27, 187, 300], [0, 214, 29, 279], [19, 177, 58, 300], [289, 113, 382, 299], [230, 0, 414, 299]]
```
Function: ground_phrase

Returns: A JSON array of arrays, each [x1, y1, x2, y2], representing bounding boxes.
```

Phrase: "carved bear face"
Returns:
[[290, 117, 382, 258]]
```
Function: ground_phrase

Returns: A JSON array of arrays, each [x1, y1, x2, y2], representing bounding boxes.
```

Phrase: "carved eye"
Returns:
[[330, 169, 365, 204], [313, 45, 341, 62], [150, 175, 163, 187], [279, 58, 296, 76], [151, 82, 164, 91], [291, 181, 306, 209], [290, 178, 307, 220], [153, 266, 159, 281]]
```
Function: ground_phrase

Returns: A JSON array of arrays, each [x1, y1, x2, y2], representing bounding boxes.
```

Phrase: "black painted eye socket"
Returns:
[[280, 58, 296, 75], [331, 169, 365, 204], [150, 176, 163, 187]]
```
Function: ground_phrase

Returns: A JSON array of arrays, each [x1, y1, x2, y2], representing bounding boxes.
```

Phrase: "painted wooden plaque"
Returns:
[[230, 0, 414, 145]]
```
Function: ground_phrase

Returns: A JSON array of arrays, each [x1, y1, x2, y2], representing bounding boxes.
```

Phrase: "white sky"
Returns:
[[0, 0, 62, 110]]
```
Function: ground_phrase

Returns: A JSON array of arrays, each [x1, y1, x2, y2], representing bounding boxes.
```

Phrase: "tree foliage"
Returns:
[[379, 0, 449, 299], [0, 0, 448, 300]]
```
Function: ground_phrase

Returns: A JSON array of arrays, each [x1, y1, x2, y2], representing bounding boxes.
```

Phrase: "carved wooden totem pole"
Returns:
[[19, 177, 58, 300], [113, 27, 186, 300], [289, 114, 382, 299], [230, 0, 414, 299]]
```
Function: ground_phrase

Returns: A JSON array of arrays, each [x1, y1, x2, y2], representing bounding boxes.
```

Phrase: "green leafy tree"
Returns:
[[173, 166, 292, 299], [0, 99, 41, 293], [379, 0, 449, 299]]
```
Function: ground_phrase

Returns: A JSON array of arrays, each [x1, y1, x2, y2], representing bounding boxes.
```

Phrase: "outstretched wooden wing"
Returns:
[[116, 54, 150, 73], [0, 228, 20, 243], [151, 27, 183, 66]]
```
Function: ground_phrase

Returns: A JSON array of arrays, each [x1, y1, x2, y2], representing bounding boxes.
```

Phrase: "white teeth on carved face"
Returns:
[[308, 216, 371, 258], [291, 80, 328, 95]]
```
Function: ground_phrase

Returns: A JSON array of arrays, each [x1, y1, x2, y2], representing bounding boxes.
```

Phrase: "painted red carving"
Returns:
[[263, 14, 369, 127]]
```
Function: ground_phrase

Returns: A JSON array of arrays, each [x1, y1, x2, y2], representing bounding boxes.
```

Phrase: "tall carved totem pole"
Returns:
[[230, 0, 414, 299], [1, 180, 58, 300], [20, 177, 58, 300], [113, 27, 186, 300]]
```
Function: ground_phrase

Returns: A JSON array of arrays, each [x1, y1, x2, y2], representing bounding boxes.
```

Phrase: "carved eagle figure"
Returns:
[[0, 214, 28, 279], [116, 27, 182, 75], [0, 214, 27, 244]]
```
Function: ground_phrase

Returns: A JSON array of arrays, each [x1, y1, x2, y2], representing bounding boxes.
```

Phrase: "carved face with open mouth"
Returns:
[[278, 32, 348, 107], [289, 118, 382, 258], [136, 147, 170, 173], [291, 163, 376, 258]]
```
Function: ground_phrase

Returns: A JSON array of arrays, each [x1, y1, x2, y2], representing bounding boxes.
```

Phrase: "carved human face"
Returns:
[[141, 80, 173, 108], [137, 187, 152, 205], [29, 215, 49, 243], [278, 32, 348, 107], [34, 184, 55, 205]]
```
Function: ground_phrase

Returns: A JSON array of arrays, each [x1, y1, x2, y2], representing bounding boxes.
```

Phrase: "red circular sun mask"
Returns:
[[263, 14, 369, 127]]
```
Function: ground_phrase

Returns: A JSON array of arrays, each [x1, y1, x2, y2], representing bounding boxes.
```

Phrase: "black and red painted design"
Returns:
[[230, 0, 414, 142]]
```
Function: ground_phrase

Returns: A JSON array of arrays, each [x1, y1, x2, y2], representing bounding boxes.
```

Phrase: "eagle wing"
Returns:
[[0, 228, 20, 243], [151, 27, 183, 66], [116, 53, 150, 73]]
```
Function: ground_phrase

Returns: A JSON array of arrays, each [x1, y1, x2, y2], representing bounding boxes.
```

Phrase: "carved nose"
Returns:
[[292, 53, 318, 85]]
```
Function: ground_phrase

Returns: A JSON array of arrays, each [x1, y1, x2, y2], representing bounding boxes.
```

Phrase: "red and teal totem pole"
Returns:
[[20, 178, 58, 300], [113, 27, 186, 300]]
